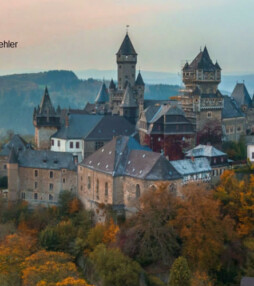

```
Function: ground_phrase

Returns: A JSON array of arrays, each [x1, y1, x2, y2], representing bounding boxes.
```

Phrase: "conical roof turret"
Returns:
[[117, 33, 137, 56], [95, 82, 109, 104]]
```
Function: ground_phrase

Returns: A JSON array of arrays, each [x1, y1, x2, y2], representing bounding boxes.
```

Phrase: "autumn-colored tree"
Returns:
[[191, 271, 213, 286], [22, 250, 90, 286], [90, 244, 141, 286], [118, 184, 179, 265], [215, 170, 254, 237], [69, 198, 82, 214], [102, 219, 119, 245], [173, 184, 234, 272], [0, 233, 37, 286], [40, 220, 76, 251], [168, 256, 191, 286]]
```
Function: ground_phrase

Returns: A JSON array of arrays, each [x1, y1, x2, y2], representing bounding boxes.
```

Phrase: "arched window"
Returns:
[[105, 182, 108, 197], [136, 184, 141, 198], [96, 179, 99, 200], [169, 183, 177, 195]]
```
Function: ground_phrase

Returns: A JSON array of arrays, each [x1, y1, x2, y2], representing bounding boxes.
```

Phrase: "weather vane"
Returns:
[[126, 25, 130, 34]]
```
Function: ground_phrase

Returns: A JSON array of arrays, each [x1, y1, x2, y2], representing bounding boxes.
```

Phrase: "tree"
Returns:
[[215, 171, 254, 237], [0, 233, 37, 286], [173, 184, 235, 272], [118, 184, 179, 265], [168, 256, 191, 286], [90, 244, 141, 286], [21, 250, 90, 286]]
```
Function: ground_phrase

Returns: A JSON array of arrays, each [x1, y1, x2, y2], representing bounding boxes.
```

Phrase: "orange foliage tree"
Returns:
[[21, 250, 91, 286], [0, 233, 37, 285], [173, 184, 235, 272], [215, 170, 254, 237]]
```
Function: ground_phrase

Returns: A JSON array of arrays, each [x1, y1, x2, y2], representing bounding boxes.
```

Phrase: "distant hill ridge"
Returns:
[[0, 70, 180, 136]]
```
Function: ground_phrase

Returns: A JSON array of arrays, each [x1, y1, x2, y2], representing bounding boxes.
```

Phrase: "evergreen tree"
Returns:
[[168, 256, 191, 286]]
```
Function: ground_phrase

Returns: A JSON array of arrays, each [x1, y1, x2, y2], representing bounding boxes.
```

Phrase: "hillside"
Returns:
[[0, 70, 180, 136]]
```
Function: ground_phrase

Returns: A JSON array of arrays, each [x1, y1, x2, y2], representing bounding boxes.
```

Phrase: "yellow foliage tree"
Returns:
[[21, 250, 91, 286], [102, 219, 119, 245]]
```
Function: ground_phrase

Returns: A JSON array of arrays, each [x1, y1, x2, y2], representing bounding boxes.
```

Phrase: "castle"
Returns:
[[4, 30, 254, 216]]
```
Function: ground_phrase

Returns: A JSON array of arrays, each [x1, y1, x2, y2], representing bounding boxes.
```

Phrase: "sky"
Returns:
[[0, 0, 254, 75]]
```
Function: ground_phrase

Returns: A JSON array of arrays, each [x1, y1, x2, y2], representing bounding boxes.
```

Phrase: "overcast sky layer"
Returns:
[[0, 0, 253, 75]]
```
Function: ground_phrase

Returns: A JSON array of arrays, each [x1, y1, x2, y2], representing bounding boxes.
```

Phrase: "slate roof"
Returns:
[[170, 158, 212, 176], [117, 33, 137, 56], [143, 104, 185, 123], [185, 144, 226, 158], [120, 83, 137, 107], [95, 82, 109, 104], [80, 136, 181, 181], [241, 277, 254, 286], [8, 147, 18, 164], [231, 83, 252, 107], [17, 150, 77, 171], [135, 72, 145, 86], [144, 100, 179, 109], [85, 116, 135, 141], [38, 87, 56, 116], [222, 95, 245, 119], [0, 134, 30, 157], [109, 79, 116, 90], [184, 47, 219, 72], [52, 114, 103, 139]]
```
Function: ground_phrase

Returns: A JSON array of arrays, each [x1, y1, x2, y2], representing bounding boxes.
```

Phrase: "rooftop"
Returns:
[[231, 83, 252, 107], [80, 136, 181, 181], [185, 144, 226, 158]]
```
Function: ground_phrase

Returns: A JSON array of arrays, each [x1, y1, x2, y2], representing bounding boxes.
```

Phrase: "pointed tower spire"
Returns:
[[117, 33, 137, 56], [109, 79, 116, 90], [120, 83, 137, 107], [95, 82, 109, 104], [8, 147, 18, 164], [135, 71, 145, 86], [39, 86, 55, 115]]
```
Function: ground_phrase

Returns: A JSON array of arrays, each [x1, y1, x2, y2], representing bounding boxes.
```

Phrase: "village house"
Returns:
[[7, 148, 77, 205]]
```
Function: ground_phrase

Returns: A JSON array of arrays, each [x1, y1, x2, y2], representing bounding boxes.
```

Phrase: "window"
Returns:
[[34, 193, 38, 200], [49, 194, 53, 201], [63, 178, 66, 184], [49, 183, 54, 191], [70, 142, 73, 149], [80, 185, 83, 191], [21, 192, 25, 199], [73, 156, 78, 164], [207, 112, 212, 118], [76, 142, 80, 148], [213, 158, 217, 164], [34, 170, 38, 177], [221, 157, 224, 163], [96, 179, 99, 200], [252, 152, 254, 159], [105, 182, 108, 197], [35, 182, 38, 189], [88, 176, 91, 189], [3, 164, 6, 170], [136, 184, 141, 198], [51, 139, 54, 146], [50, 171, 53, 178], [58, 140, 60, 147], [95, 141, 104, 150]]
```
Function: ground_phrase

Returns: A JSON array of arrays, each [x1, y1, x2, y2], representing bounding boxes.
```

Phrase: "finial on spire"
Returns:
[[126, 25, 130, 34]]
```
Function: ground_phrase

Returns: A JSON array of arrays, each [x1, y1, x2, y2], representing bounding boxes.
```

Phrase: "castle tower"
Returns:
[[116, 33, 137, 90], [181, 47, 223, 142], [7, 147, 19, 201], [94, 82, 110, 114], [182, 47, 221, 94], [120, 83, 138, 124], [135, 71, 145, 114], [33, 87, 61, 149]]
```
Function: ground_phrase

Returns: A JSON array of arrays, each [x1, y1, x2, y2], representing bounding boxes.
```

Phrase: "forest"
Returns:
[[0, 170, 253, 286]]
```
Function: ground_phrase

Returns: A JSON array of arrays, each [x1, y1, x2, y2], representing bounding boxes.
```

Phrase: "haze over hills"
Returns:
[[0, 69, 253, 137], [75, 69, 254, 95]]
